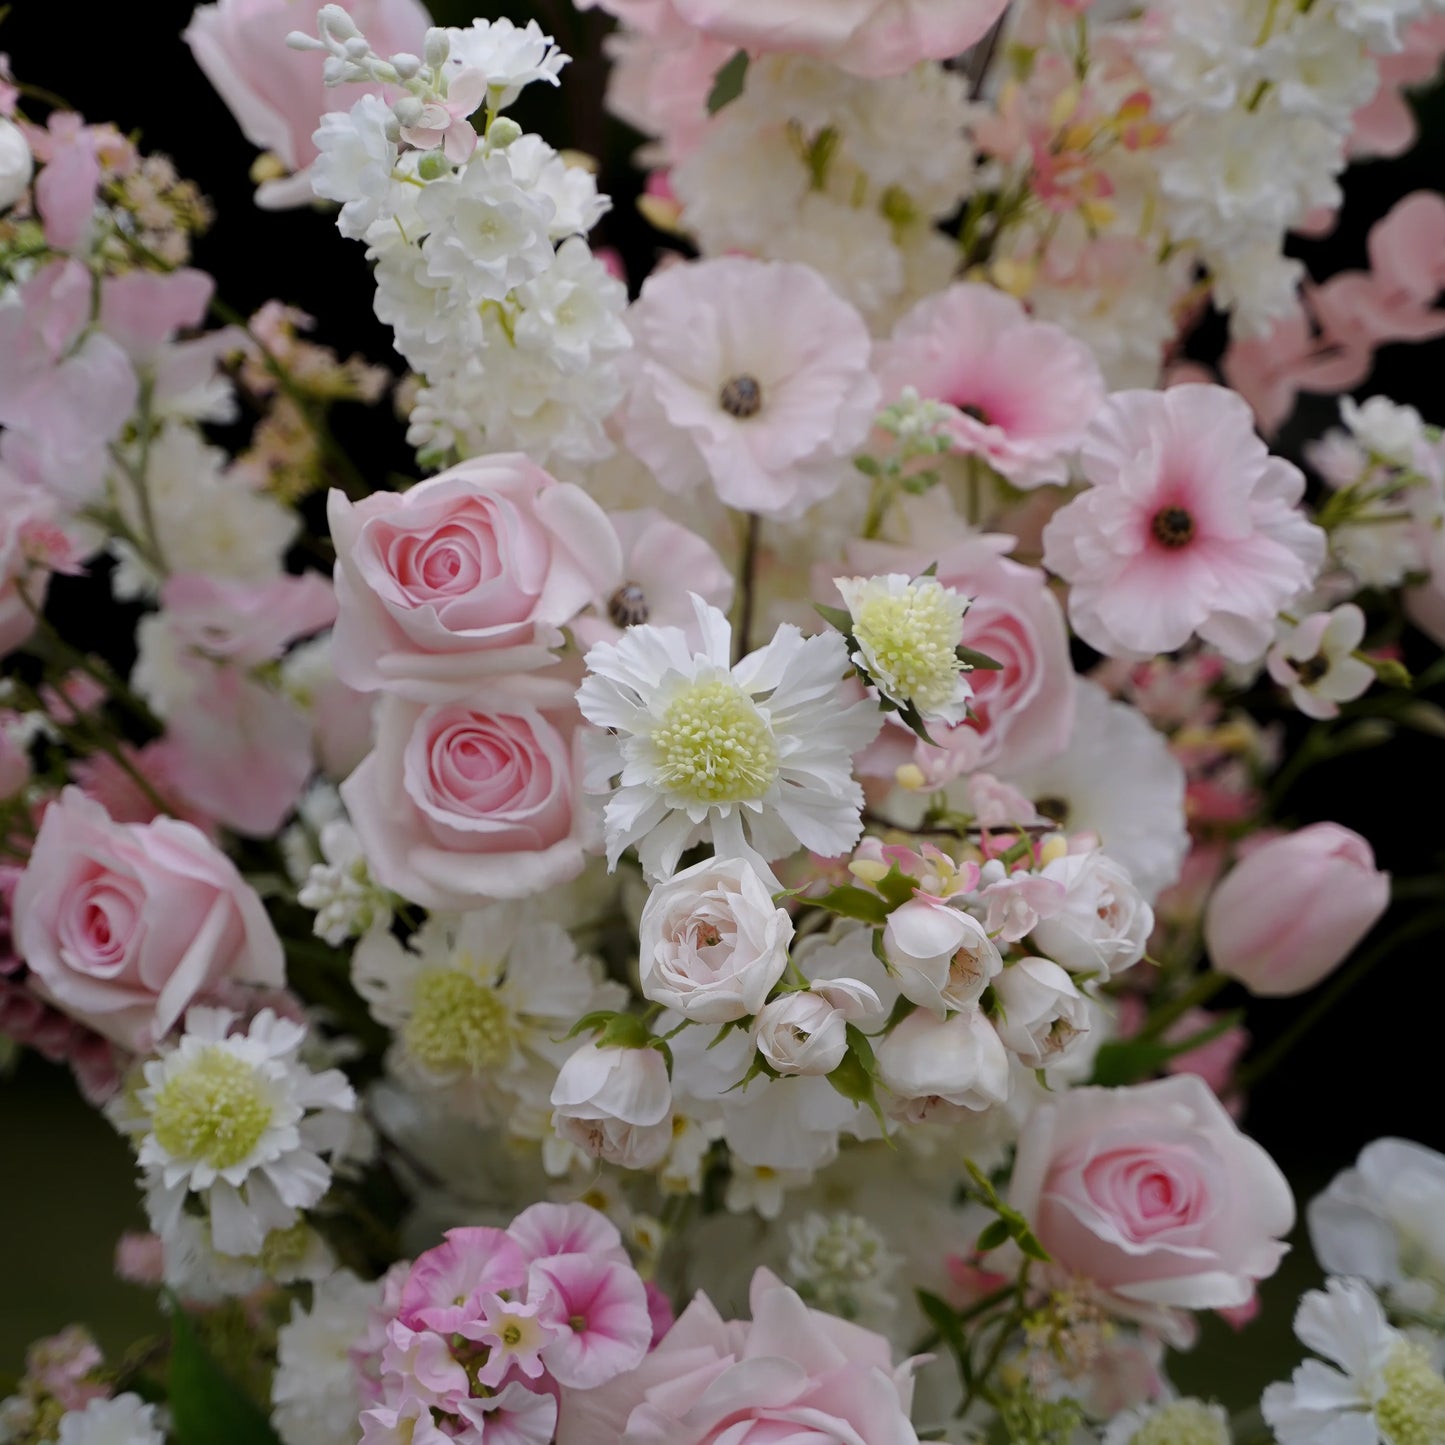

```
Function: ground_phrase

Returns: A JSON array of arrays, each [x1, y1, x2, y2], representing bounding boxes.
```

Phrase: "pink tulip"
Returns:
[[1204, 823, 1390, 997]]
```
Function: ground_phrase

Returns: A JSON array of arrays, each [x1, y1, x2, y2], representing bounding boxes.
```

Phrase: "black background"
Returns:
[[3, 0, 1445, 1351]]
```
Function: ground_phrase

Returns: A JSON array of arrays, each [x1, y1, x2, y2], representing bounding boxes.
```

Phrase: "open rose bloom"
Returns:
[[4, 2, 1444, 1441]]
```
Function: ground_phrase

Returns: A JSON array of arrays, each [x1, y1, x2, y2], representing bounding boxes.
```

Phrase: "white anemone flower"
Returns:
[[1262, 1277, 1445, 1445], [577, 596, 882, 878], [133, 1007, 356, 1257]]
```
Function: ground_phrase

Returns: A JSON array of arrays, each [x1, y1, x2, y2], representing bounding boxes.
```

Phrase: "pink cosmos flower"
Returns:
[[528, 1253, 653, 1388], [184, 0, 431, 208], [619, 256, 879, 520], [876, 284, 1106, 488], [341, 683, 593, 911], [11, 788, 285, 1051], [329, 458, 622, 699], [667, 0, 1010, 78], [556, 1267, 922, 1443], [1041, 385, 1326, 661]]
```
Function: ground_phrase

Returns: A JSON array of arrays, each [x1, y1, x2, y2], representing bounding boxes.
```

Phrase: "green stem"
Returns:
[[732, 513, 761, 665], [1236, 907, 1445, 1092], [1265, 723, 1330, 809]]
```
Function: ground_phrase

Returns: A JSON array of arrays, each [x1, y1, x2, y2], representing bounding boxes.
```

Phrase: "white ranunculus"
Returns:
[[882, 895, 1002, 1017], [638, 856, 793, 1023], [751, 978, 881, 1077], [876, 1006, 1010, 1119], [0, 118, 34, 212], [1028, 849, 1153, 981], [991, 957, 1092, 1070]]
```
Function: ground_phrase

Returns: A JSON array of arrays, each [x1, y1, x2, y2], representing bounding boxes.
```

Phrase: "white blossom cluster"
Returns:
[[295, 8, 630, 469]]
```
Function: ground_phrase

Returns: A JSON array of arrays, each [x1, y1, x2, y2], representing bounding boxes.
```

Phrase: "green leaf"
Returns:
[[975, 1218, 1011, 1253], [167, 1300, 280, 1445], [706, 1018, 746, 1050], [1089, 1038, 1174, 1087], [956, 644, 1005, 671], [827, 1045, 891, 1136], [706, 50, 749, 113], [725, 1051, 780, 1093], [813, 602, 854, 634], [1016, 1229, 1052, 1262], [874, 866, 920, 910], [804, 885, 890, 926]]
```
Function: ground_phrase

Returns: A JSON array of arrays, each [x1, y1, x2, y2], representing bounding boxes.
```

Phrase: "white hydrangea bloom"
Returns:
[[310, 93, 401, 241], [577, 596, 883, 878]]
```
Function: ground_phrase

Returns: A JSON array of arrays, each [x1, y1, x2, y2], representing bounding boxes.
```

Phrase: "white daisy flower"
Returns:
[[351, 907, 626, 1123], [131, 1008, 356, 1258], [833, 573, 974, 727], [1262, 1276, 1445, 1445], [577, 595, 882, 879]]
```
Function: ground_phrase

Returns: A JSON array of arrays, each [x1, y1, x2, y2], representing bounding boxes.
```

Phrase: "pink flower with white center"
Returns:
[[876, 284, 1105, 489], [462, 1293, 556, 1387], [619, 256, 879, 520], [667, 0, 1010, 79], [508, 1201, 632, 1269], [1266, 605, 1375, 720], [398, 1227, 528, 1336], [529, 1252, 653, 1388], [1042, 385, 1327, 662], [455, 1383, 558, 1445]]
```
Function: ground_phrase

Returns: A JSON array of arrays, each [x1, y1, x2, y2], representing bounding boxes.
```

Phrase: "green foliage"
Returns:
[[966, 1159, 1050, 1262], [167, 1301, 280, 1445], [707, 51, 749, 113]]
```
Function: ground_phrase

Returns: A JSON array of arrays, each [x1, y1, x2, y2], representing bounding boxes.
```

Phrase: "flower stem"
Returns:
[[733, 512, 761, 665]]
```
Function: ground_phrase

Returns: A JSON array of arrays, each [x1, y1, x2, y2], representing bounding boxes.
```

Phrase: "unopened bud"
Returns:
[[487, 117, 523, 148], [249, 151, 288, 185], [390, 52, 421, 80], [1038, 833, 1068, 867], [318, 4, 360, 40], [392, 95, 425, 127], [423, 28, 451, 67], [286, 29, 327, 52], [417, 149, 452, 180], [848, 858, 889, 885], [895, 763, 927, 791], [343, 36, 371, 59]]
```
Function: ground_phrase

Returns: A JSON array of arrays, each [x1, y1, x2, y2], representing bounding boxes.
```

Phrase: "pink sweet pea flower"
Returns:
[[31, 111, 99, 250], [529, 1253, 653, 1388], [399, 1226, 528, 1335], [1042, 385, 1326, 662], [876, 283, 1105, 490]]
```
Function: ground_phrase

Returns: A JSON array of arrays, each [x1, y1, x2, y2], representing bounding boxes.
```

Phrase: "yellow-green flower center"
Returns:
[[404, 966, 514, 1075], [853, 582, 964, 712], [1129, 1400, 1230, 1445], [151, 1049, 274, 1169], [1377, 1340, 1445, 1445], [258, 1220, 315, 1275], [652, 679, 778, 804]]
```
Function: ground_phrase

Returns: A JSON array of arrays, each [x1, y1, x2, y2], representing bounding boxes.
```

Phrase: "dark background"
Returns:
[[3, 0, 1445, 1403]]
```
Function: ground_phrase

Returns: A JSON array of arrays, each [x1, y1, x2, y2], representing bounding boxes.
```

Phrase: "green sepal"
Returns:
[[706, 50, 749, 113], [956, 644, 1004, 671], [804, 885, 891, 926]]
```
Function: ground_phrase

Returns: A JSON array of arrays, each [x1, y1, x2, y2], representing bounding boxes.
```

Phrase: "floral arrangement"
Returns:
[[3, 0, 1445, 1442]]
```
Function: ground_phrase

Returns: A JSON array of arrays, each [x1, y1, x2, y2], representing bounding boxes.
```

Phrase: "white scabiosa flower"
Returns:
[[272, 1269, 382, 1445], [578, 596, 883, 878], [132, 1007, 356, 1257], [1101, 1398, 1231, 1445], [56, 1394, 166, 1445], [834, 573, 974, 727], [351, 907, 626, 1122], [1262, 1277, 1445, 1445]]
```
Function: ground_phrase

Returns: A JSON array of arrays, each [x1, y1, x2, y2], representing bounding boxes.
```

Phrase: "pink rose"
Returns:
[[329, 458, 622, 700], [12, 789, 285, 1051], [184, 0, 431, 209], [341, 685, 593, 911], [556, 1268, 921, 1444], [1203, 823, 1390, 997], [669, 0, 1009, 78], [1009, 1075, 1295, 1332]]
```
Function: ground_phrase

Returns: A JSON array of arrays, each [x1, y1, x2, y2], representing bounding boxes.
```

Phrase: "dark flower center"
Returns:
[[1151, 505, 1195, 549], [719, 374, 763, 418], [608, 582, 649, 627], [1295, 655, 1330, 686], [960, 403, 990, 423]]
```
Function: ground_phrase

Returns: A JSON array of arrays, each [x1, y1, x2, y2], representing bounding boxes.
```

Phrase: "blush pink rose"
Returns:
[[184, 0, 431, 208], [328, 458, 623, 700], [556, 1267, 921, 1444], [844, 534, 1075, 785], [341, 685, 594, 911], [669, 0, 1010, 78], [1009, 1074, 1295, 1335], [11, 788, 285, 1051], [1203, 823, 1390, 997]]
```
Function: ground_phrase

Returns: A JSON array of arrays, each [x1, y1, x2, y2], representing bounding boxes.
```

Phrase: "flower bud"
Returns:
[[424, 27, 451, 67], [991, 957, 1091, 1069], [0, 119, 34, 212], [551, 1040, 673, 1171], [1203, 823, 1389, 996], [416, 149, 452, 181], [390, 52, 421, 80], [487, 117, 524, 149], [883, 896, 1001, 1017], [392, 95, 426, 128], [752, 978, 879, 1078]]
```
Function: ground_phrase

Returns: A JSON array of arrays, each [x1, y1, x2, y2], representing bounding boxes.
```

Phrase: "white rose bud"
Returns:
[[752, 978, 881, 1077], [639, 857, 793, 1023], [551, 1040, 673, 1170], [876, 1006, 1010, 1119], [1028, 849, 1153, 980], [0, 119, 34, 212], [883, 896, 1002, 1018], [991, 957, 1092, 1069]]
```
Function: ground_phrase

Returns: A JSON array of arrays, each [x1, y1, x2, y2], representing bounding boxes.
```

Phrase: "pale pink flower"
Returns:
[[1203, 824, 1390, 998], [1042, 385, 1326, 661], [1008, 1074, 1295, 1338], [0, 468, 81, 657], [30, 111, 99, 250], [876, 1005, 1011, 1119], [341, 683, 593, 911], [619, 256, 879, 520], [1266, 605, 1375, 720], [398, 71, 488, 164], [1348, 16, 1445, 159], [398, 1227, 528, 1336], [509, 1202, 632, 1269], [883, 896, 1001, 1018], [329, 458, 622, 699], [550, 1040, 674, 1170], [981, 872, 1067, 941], [876, 284, 1105, 488], [11, 788, 285, 1051], [669, 0, 1010, 78], [184, 0, 432, 208], [70, 742, 219, 838], [528, 1252, 653, 1388], [556, 1268, 922, 1443], [98, 269, 215, 361]]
